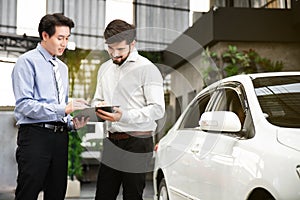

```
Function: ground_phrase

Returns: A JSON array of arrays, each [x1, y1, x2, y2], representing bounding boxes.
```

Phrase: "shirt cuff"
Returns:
[[68, 120, 76, 131], [56, 104, 66, 118], [119, 110, 130, 123]]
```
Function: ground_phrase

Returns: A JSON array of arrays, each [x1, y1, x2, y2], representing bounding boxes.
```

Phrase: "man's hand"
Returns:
[[65, 98, 90, 114], [95, 107, 122, 122], [73, 116, 90, 130]]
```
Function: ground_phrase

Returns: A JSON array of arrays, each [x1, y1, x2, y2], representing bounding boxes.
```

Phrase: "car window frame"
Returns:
[[205, 81, 255, 139], [178, 91, 213, 130]]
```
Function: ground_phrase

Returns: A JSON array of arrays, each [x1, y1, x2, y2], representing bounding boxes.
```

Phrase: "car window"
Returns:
[[179, 93, 211, 129], [207, 87, 246, 125], [253, 75, 300, 128], [204, 84, 256, 138]]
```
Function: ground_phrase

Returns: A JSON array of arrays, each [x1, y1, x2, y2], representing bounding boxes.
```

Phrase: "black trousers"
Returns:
[[15, 125, 69, 200], [95, 136, 154, 200]]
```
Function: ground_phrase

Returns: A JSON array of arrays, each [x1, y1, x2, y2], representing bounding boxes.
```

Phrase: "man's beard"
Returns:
[[112, 57, 126, 65], [111, 51, 130, 66]]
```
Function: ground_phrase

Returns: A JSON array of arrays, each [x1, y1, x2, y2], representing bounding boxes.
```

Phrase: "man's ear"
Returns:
[[130, 40, 136, 49], [42, 31, 49, 41]]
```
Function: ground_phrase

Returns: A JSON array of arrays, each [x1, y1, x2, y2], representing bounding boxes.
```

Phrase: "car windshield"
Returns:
[[253, 75, 300, 128]]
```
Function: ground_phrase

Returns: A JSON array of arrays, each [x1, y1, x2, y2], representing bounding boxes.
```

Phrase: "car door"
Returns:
[[188, 82, 251, 200], [162, 92, 212, 200]]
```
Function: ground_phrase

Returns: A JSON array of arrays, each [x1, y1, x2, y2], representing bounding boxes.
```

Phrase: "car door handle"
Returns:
[[166, 144, 171, 151], [191, 149, 199, 153], [190, 144, 200, 153]]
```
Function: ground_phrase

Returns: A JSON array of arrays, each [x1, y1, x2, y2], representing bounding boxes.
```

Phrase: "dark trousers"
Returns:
[[95, 136, 154, 200], [15, 125, 69, 200]]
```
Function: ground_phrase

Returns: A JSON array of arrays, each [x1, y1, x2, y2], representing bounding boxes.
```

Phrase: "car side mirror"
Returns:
[[199, 111, 241, 132]]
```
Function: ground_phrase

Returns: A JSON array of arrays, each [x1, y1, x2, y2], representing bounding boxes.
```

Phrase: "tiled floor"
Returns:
[[0, 180, 154, 200], [66, 180, 154, 200]]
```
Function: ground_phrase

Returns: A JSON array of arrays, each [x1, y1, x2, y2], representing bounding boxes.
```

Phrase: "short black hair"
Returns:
[[104, 19, 136, 44], [38, 13, 75, 40]]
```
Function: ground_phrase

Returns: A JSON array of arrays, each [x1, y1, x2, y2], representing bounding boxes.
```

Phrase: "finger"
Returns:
[[74, 98, 84, 102], [98, 113, 114, 121], [97, 101, 107, 106], [113, 107, 121, 113], [97, 109, 111, 116], [73, 119, 78, 129], [73, 98, 88, 105], [77, 99, 89, 104], [73, 102, 90, 109], [73, 117, 80, 124], [84, 117, 90, 123]]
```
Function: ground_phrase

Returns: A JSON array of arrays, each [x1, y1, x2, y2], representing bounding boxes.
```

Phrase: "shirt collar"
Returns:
[[37, 43, 56, 62], [115, 48, 138, 68], [126, 48, 138, 62]]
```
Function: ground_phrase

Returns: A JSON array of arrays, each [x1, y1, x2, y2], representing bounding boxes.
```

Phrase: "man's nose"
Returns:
[[61, 39, 68, 47], [112, 50, 121, 57]]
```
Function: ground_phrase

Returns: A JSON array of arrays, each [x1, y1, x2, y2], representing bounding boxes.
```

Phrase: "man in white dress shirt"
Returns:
[[92, 19, 165, 200]]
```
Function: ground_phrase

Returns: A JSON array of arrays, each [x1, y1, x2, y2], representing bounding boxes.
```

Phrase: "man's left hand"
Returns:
[[73, 116, 90, 130], [95, 106, 122, 122]]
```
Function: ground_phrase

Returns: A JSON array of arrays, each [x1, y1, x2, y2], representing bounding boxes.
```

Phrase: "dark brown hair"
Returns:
[[38, 13, 75, 40], [104, 19, 136, 44]]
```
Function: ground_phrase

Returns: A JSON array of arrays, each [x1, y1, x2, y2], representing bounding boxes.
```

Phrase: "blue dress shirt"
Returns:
[[11, 44, 70, 126]]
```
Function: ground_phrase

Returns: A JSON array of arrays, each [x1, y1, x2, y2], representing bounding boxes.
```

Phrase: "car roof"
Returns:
[[247, 71, 300, 79], [201, 71, 300, 93]]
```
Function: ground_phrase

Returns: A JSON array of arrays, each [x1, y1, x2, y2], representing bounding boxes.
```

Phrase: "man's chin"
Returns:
[[113, 59, 125, 65], [57, 50, 65, 56], [113, 60, 121, 64], [111, 53, 129, 65]]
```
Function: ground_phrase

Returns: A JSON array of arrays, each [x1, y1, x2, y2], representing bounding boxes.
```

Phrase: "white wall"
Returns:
[[0, 111, 18, 192], [169, 55, 208, 111], [0, 58, 16, 107], [16, 0, 46, 37]]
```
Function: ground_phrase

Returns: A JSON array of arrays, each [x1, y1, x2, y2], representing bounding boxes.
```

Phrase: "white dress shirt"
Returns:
[[92, 48, 165, 133]]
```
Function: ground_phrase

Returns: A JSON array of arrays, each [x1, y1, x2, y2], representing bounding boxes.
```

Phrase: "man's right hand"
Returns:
[[65, 98, 89, 114]]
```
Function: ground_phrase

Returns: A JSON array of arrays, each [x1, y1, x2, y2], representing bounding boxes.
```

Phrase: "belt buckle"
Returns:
[[53, 125, 62, 133], [54, 126, 64, 133]]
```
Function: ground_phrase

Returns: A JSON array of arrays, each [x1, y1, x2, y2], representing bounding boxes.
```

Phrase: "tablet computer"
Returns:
[[73, 107, 104, 122], [95, 105, 120, 113]]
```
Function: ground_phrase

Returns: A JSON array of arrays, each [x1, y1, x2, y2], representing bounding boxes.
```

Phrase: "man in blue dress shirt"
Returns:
[[11, 13, 89, 200]]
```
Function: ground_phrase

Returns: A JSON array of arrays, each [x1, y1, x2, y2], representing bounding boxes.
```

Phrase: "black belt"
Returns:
[[20, 122, 67, 133], [108, 131, 152, 140], [108, 132, 130, 140]]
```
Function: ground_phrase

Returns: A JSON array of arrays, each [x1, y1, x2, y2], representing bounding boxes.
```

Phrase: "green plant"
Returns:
[[245, 49, 283, 72], [203, 45, 284, 82], [222, 45, 251, 76], [199, 48, 224, 86], [68, 130, 83, 180], [60, 49, 91, 97], [68, 113, 88, 180]]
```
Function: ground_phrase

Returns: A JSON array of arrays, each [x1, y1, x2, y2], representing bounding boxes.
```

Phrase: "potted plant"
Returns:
[[66, 123, 87, 197]]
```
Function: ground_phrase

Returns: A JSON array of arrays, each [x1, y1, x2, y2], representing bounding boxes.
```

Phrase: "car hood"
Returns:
[[277, 129, 300, 152]]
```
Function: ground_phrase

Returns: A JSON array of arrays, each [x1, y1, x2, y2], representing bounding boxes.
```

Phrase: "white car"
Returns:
[[80, 122, 105, 165], [153, 72, 300, 200]]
